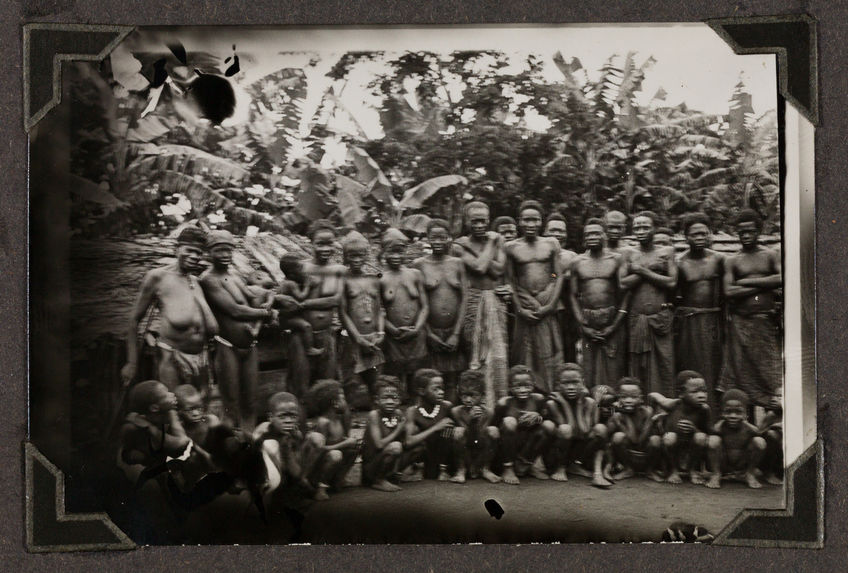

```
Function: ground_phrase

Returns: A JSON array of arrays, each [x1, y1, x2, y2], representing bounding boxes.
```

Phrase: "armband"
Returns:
[[617, 309, 628, 315]]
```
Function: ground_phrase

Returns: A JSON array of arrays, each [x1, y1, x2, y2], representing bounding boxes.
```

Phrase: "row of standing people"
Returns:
[[120, 201, 782, 437]]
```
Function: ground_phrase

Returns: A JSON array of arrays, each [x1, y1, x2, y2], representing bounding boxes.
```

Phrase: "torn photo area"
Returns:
[[27, 23, 814, 547]]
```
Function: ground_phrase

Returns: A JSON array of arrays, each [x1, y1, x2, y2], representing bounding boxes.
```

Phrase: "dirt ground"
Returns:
[[178, 474, 784, 545]]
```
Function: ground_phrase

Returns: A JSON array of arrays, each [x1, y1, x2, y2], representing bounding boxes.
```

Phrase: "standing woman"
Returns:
[[285, 219, 345, 398], [413, 219, 468, 403], [452, 201, 510, 409]]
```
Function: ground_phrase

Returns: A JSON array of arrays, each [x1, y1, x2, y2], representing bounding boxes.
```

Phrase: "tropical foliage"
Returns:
[[67, 46, 779, 246]]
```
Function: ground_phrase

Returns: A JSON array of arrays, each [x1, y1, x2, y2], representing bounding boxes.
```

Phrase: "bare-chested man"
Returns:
[[452, 201, 509, 409], [676, 213, 724, 415], [570, 219, 628, 388], [604, 211, 635, 256], [287, 220, 346, 398], [621, 211, 678, 396], [506, 201, 565, 392], [121, 226, 219, 391], [200, 230, 278, 431], [544, 213, 579, 363], [718, 209, 782, 409]]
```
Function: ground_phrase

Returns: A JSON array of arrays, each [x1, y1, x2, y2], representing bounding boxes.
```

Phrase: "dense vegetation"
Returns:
[[68, 47, 779, 248]]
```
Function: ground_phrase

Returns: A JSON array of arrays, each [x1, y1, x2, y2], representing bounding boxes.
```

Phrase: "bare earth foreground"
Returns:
[[180, 476, 784, 544]]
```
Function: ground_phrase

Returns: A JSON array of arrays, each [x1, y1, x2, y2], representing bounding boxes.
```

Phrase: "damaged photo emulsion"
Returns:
[[27, 24, 806, 545]]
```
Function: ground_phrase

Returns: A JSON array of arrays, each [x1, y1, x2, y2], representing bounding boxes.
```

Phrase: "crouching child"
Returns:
[[361, 375, 406, 492], [546, 363, 611, 488], [606, 378, 661, 481], [451, 370, 501, 483], [705, 389, 766, 489], [649, 370, 712, 485]]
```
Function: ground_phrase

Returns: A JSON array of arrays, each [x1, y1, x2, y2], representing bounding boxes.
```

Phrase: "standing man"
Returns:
[[620, 211, 678, 396], [506, 200, 565, 391], [453, 201, 510, 408], [544, 213, 579, 362], [570, 219, 629, 388], [200, 230, 278, 431], [719, 209, 782, 410], [121, 226, 219, 391], [604, 210, 634, 256], [676, 213, 725, 415]]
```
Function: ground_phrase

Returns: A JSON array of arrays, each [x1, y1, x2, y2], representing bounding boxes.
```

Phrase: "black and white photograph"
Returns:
[[26, 23, 813, 546]]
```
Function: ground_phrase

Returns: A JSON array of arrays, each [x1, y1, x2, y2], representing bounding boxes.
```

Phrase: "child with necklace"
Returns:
[[361, 375, 407, 492]]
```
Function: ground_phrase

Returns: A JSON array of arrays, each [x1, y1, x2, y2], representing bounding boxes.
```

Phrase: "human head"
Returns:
[[458, 370, 485, 409], [373, 375, 401, 415], [517, 200, 544, 240], [509, 365, 535, 400], [174, 384, 205, 424], [426, 218, 452, 256], [592, 384, 617, 419], [583, 217, 607, 251], [556, 362, 585, 400], [341, 230, 369, 273], [308, 219, 337, 264], [267, 392, 300, 434], [653, 227, 674, 248], [676, 370, 708, 407], [616, 377, 644, 413], [464, 201, 491, 240], [735, 208, 763, 249], [206, 229, 236, 269], [305, 379, 345, 418], [683, 213, 712, 252], [278, 253, 306, 281], [720, 389, 750, 428], [493, 216, 517, 241], [412, 368, 445, 404], [175, 226, 207, 274], [604, 211, 628, 243], [247, 268, 275, 288], [632, 211, 657, 246], [544, 213, 568, 248], [381, 227, 409, 270], [128, 380, 177, 422]]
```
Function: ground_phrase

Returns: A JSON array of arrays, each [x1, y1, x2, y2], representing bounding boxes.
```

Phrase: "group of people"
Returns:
[[117, 199, 784, 523]]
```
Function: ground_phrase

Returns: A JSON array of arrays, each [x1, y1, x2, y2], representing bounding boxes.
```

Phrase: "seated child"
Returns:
[[546, 363, 611, 487], [302, 379, 360, 500], [758, 394, 783, 485], [705, 389, 767, 489], [649, 370, 712, 485], [277, 254, 322, 356], [403, 368, 463, 481], [451, 370, 501, 484], [172, 384, 222, 486], [361, 375, 406, 492], [490, 365, 554, 485], [606, 378, 660, 481], [119, 380, 190, 485]]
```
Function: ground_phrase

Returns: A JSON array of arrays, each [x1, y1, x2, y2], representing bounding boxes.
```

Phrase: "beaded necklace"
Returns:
[[418, 403, 440, 419], [381, 415, 399, 428]]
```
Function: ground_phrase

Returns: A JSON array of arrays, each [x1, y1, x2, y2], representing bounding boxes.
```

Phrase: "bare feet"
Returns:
[[764, 473, 783, 486], [745, 472, 763, 489], [530, 466, 550, 480], [371, 480, 402, 492], [690, 471, 705, 486], [567, 463, 594, 479], [314, 483, 330, 501], [666, 471, 683, 485], [612, 468, 634, 481], [450, 469, 467, 484], [591, 472, 613, 488], [602, 465, 615, 482], [502, 465, 520, 485], [438, 467, 451, 481], [705, 473, 721, 489], [400, 466, 423, 482], [481, 469, 502, 483], [648, 470, 665, 483], [551, 468, 568, 482], [306, 347, 324, 356]]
